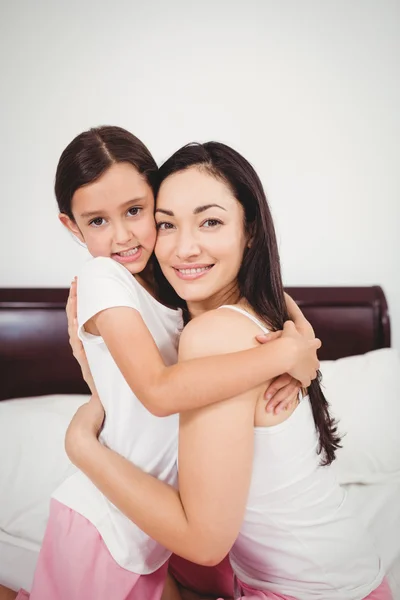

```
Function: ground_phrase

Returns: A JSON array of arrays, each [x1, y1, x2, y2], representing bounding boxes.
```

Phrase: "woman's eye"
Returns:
[[89, 217, 105, 227], [127, 207, 141, 217], [157, 222, 174, 230], [202, 219, 222, 228]]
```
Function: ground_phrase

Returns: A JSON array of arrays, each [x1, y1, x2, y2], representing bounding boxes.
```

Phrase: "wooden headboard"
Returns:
[[0, 286, 390, 402]]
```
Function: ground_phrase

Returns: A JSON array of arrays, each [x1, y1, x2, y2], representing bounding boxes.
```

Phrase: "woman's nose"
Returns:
[[175, 231, 201, 260]]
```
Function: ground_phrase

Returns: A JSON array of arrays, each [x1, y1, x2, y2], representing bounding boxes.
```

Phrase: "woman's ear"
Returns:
[[246, 223, 255, 248], [59, 213, 85, 244]]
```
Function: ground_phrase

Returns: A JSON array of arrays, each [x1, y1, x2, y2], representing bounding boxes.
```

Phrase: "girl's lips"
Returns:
[[112, 246, 143, 264], [173, 265, 214, 280]]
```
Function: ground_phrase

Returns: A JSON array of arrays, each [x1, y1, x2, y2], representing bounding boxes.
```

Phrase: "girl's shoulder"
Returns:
[[80, 256, 133, 280], [79, 256, 145, 293]]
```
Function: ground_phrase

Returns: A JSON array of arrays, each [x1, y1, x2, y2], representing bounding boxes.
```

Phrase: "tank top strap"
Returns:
[[218, 305, 270, 334], [219, 305, 304, 403]]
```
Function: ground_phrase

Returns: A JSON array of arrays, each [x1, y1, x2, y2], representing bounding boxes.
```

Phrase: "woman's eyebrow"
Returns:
[[193, 203, 226, 214], [155, 208, 174, 216], [155, 203, 227, 217]]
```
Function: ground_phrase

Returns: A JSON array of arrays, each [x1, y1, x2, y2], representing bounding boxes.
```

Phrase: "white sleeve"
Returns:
[[77, 256, 140, 343]]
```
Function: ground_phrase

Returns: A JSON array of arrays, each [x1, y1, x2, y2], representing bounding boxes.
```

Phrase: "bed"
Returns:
[[0, 285, 399, 597]]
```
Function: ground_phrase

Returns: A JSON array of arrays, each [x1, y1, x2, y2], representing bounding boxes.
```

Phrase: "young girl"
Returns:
[[1, 127, 320, 600], [65, 141, 391, 599]]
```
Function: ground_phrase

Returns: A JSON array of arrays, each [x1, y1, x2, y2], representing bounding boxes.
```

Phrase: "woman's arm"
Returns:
[[67, 310, 260, 565]]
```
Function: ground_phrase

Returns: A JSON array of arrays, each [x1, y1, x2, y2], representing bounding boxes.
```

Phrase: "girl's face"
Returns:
[[60, 163, 157, 276], [155, 167, 249, 315]]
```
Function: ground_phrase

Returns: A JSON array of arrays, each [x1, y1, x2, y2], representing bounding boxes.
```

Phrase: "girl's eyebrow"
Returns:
[[155, 203, 226, 217], [81, 197, 147, 219]]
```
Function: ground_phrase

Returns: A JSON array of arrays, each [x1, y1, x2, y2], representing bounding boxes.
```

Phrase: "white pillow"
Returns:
[[0, 394, 89, 545], [320, 348, 400, 484]]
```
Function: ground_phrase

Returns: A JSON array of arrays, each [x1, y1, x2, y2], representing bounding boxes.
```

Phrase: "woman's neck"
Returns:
[[187, 283, 241, 320]]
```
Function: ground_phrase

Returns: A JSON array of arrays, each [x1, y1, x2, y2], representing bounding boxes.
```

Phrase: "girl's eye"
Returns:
[[89, 217, 106, 227], [201, 219, 222, 228], [127, 207, 142, 217], [156, 222, 175, 231]]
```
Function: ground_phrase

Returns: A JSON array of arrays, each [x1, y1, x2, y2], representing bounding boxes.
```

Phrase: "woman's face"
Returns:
[[155, 167, 249, 314]]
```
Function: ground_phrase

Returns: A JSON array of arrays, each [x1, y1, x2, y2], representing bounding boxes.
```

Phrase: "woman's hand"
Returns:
[[66, 279, 97, 395], [65, 394, 105, 466], [264, 373, 302, 414]]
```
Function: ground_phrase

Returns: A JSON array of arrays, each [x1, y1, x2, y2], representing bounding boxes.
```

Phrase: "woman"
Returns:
[[65, 141, 391, 599]]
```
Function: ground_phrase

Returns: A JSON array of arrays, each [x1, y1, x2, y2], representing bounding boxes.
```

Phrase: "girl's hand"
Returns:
[[65, 394, 105, 465], [256, 330, 302, 414], [280, 320, 321, 387], [66, 279, 97, 395]]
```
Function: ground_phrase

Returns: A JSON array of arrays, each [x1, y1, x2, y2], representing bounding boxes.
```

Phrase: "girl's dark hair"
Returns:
[[55, 125, 158, 219], [155, 142, 341, 465]]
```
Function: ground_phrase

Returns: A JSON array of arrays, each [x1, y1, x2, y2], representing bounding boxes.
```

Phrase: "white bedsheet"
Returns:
[[0, 529, 40, 592], [344, 476, 400, 598], [344, 476, 400, 574], [388, 557, 400, 600]]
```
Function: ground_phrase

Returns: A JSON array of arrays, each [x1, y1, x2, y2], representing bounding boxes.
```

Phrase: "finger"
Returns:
[[67, 295, 78, 322], [256, 330, 282, 344], [66, 287, 75, 313], [69, 289, 77, 308], [264, 373, 292, 400], [265, 381, 299, 413], [66, 291, 71, 312], [283, 320, 296, 333], [274, 386, 300, 414]]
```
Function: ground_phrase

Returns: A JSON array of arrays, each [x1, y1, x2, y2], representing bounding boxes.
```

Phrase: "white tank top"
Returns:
[[219, 305, 384, 600]]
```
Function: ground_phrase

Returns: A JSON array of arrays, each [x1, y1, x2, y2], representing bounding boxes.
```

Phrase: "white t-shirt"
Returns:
[[53, 256, 183, 574]]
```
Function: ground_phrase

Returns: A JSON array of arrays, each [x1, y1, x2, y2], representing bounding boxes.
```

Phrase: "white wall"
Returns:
[[1, 0, 399, 347]]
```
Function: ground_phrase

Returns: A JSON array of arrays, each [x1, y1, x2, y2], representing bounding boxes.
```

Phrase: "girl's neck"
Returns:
[[134, 261, 156, 298]]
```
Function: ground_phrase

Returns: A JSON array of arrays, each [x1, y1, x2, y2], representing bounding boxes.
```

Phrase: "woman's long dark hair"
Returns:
[[154, 142, 341, 465]]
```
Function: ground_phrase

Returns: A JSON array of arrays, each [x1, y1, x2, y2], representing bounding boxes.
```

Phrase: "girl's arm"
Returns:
[[67, 309, 261, 565], [67, 284, 310, 413], [283, 292, 315, 339], [88, 303, 319, 417], [69, 262, 320, 417]]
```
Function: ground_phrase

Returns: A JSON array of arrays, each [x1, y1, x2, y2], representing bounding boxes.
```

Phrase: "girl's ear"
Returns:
[[59, 213, 85, 244]]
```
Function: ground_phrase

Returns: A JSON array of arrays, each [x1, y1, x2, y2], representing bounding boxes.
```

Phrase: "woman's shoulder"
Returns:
[[179, 305, 261, 360]]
